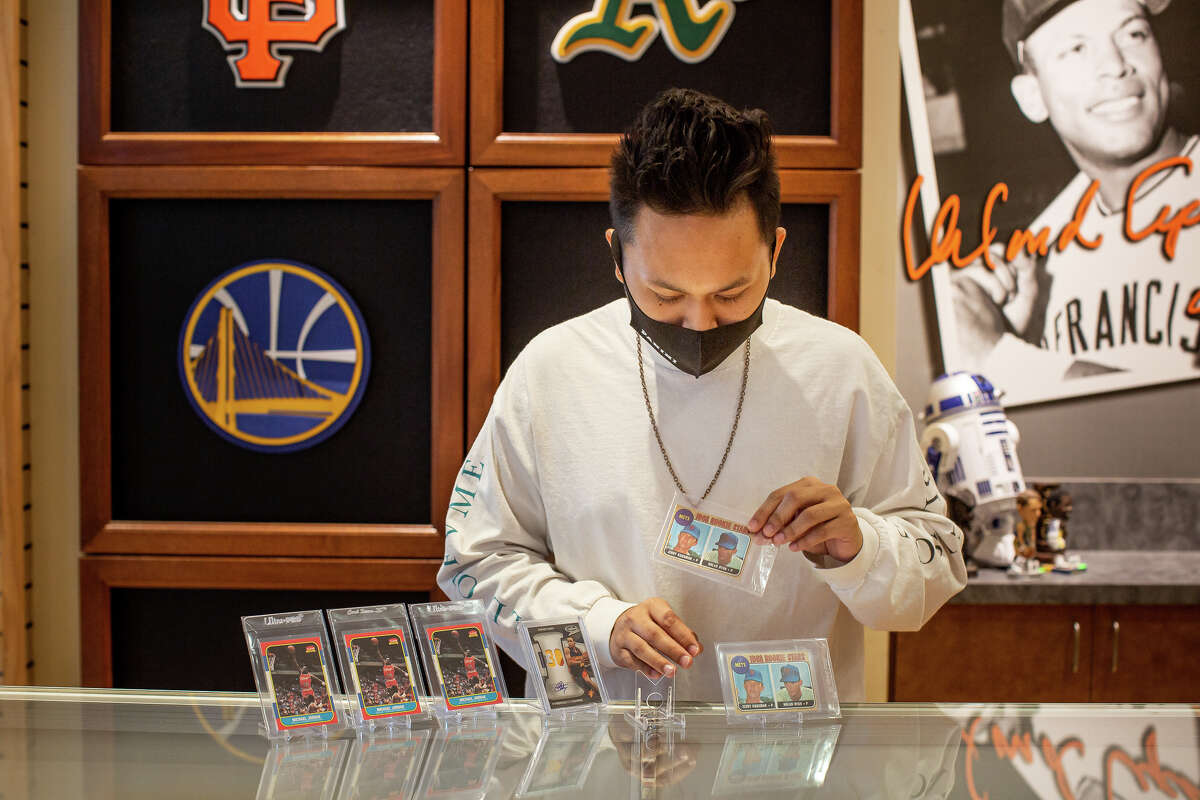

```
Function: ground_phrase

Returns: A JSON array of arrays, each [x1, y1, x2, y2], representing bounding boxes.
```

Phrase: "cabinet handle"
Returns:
[[1072, 621, 1081, 674], [1111, 621, 1120, 673]]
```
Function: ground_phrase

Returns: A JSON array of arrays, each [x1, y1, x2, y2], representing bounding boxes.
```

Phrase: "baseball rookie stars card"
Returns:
[[726, 652, 817, 714], [655, 495, 777, 595], [260, 636, 339, 731]]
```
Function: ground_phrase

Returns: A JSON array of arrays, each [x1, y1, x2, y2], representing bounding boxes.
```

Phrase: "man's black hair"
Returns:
[[610, 88, 781, 246]]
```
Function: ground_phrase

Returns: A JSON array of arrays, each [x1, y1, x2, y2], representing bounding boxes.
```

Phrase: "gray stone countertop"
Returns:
[[951, 550, 1200, 605]]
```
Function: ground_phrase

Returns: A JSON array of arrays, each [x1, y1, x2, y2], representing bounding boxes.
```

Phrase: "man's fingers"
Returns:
[[747, 491, 784, 534], [616, 646, 662, 679], [788, 518, 841, 552], [763, 489, 810, 539], [777, 499, 842, 545], [626, 635, 675, 678], [648, 599, 702, 658], [632, 620, 689, 667]]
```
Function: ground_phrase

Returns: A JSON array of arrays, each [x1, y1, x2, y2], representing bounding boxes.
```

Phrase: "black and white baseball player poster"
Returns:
[[901, 0, 1200, 407]]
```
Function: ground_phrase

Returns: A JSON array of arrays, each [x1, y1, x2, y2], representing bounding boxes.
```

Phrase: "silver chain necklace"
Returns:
[[637, 336, 751, 503]]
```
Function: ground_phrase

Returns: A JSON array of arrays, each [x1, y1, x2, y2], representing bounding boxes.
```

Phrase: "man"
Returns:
[[438, 89, 966, 701], [774, 664, 816, 705], [702, 531, 745, 571], [951, 0, 1199, 401], [741, 669, 771, 707], [669, 524, 701, 557]]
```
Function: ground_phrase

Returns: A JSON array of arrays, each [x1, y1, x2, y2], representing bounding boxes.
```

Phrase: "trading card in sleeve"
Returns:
[[426, 623, 503, 710], [260, 636, 340, 731], [523, 620, 605, 711], [654, 493, 775, 595], [343, 628, 422, 719]]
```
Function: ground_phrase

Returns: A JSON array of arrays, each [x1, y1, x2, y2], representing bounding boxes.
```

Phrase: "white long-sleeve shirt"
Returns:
[[437, 299, 967, 701]]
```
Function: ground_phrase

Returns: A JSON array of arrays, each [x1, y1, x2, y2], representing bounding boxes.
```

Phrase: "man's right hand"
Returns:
[[609, 597, 702, 679], [949, 245, 1040, 364]]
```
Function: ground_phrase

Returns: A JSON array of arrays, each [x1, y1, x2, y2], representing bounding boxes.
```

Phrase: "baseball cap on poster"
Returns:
[[779, 665, 802, 683], [1001, 0, 1172, 65]]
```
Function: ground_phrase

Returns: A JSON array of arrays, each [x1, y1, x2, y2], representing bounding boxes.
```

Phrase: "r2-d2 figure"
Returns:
[[919, 372, 1026, 568]]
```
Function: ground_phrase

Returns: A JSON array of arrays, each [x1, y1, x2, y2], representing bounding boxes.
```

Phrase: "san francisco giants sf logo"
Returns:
[[552, 0, 749, 65], [203, 0, 347, 88]]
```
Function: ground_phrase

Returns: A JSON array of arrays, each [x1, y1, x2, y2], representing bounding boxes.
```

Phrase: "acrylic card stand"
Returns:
[[255, 737, 350, 800], [715, 638, 840, 727], [624, 671, 685, 731], [408, 600, 509, 725], [517, 616, 609, 723], [242, 610, 345, 741], [326, 603, 431, 733]]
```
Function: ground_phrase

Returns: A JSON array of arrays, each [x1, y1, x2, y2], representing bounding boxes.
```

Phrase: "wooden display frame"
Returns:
[[78, 166, 464, 557], [79, 0, 467, 165], [80, 554, 443, 688], [470, 0, 862, 168], [466, 168, 861, 438]]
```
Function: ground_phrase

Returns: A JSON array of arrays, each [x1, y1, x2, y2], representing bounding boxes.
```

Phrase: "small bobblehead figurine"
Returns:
[[1034, 484, 1084, 571]]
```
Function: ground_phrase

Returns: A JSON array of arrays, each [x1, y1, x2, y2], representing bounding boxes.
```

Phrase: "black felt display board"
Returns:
[[108, 198, 433, 523], [502, 0, 832, 135], [499, 201, 830, 370], [110, 0, 434, 132], [111, 587, 429, 691]]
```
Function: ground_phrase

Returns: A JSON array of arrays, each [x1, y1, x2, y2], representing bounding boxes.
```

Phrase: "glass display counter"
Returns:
[[0, 686, 1196, 798]]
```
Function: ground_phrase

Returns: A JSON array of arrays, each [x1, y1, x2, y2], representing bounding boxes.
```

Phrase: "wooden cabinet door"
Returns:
[[1092, 606, 1200, 702], [891, 604, 1094, 702]]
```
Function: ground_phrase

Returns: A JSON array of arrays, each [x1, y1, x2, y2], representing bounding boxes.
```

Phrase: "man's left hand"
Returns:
[[747, 478, 862, 563]]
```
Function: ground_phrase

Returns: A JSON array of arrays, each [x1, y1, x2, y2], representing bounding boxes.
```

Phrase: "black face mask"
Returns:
[[610, 231, 767, 379]]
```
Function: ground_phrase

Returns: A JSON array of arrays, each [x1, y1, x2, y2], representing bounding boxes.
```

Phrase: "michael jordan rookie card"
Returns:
[[260, 636, 340, 731], [426, 623, 503, 711], [343, 628, 422, 719]]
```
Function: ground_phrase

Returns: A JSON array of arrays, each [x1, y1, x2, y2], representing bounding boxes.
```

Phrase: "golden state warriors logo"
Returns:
[[178, 260, 370, 453]]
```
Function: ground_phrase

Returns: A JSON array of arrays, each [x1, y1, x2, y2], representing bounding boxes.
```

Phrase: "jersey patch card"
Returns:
[[343, 628, 421, 719], [426, 623, 502, 710], [523, 620, 603, 711], [727, 652, 816, 713], [260, 636, 339, 731]]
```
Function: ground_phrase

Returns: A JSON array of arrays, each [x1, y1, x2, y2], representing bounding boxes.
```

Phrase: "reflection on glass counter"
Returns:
[[0, 688, 1197, 799]]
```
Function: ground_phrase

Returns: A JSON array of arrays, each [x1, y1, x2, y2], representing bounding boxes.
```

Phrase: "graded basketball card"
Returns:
[[517, 616, 608, 716], [426, 623, 502, 711], [260, 637, 341, 731], [243, 610, 345, 740], [328, 602, 428, 729], [652, 491, 777, 596], [409, 600, 509, 720], [339, 731, 431, 800], [715, 639, 840, 726], [343, 629, 421, 719]]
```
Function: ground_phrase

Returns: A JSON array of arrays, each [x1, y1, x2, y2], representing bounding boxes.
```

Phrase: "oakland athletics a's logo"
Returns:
[[552, 0, 749, 64], [203, 0, 347, 88], [178, 260, 370, 453]]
